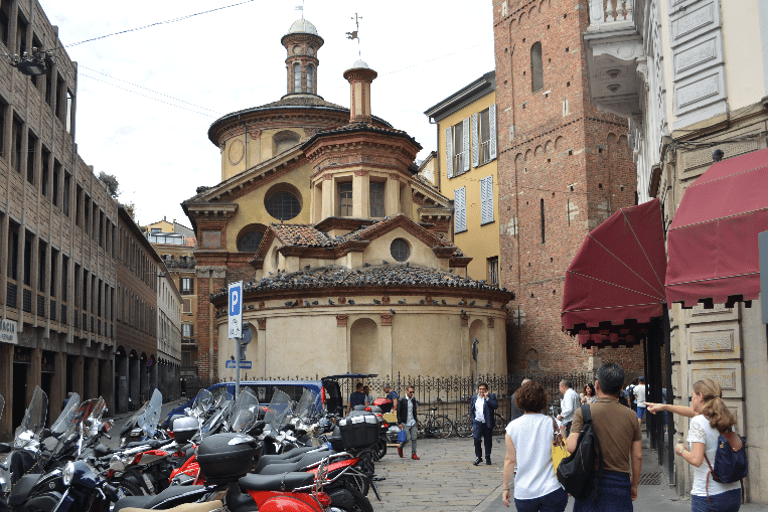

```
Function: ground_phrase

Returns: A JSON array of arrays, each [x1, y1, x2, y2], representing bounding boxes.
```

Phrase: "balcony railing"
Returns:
[[588, 0, 636, 31]]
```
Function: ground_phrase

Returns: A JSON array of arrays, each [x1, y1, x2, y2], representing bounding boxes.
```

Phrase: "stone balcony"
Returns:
[[583, 0, 646, 118]]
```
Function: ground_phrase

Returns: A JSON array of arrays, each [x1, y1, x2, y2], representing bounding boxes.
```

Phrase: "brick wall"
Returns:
[[493, 0, 643, 373]]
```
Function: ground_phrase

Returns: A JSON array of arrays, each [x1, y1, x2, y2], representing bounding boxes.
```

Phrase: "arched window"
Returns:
[[307, 65, 314, 92], [293, 63, 302, 92], [531, 42, 543, 92]]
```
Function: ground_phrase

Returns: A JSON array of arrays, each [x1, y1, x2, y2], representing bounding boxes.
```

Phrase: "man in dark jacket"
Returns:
[[469, 382, 498, 465], [396, 385, 419, 460]]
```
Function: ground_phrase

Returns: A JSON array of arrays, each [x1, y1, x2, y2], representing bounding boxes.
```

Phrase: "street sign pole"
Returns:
[[228, 281, 243, 400]]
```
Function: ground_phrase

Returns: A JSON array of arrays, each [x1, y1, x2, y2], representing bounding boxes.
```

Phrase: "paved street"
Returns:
[[373, 434, 768, 512]]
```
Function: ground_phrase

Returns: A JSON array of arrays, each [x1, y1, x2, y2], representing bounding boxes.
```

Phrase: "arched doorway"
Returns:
[[350, 318, 378, 374]]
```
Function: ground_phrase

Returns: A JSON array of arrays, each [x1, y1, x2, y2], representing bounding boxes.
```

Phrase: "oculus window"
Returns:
[[265, 190, 301, 220], [390, 238, 410, 262]]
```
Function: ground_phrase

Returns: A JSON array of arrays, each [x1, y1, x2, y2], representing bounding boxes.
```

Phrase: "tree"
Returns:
[[98, 172, 120, 198], [121, 201, 136, 219]]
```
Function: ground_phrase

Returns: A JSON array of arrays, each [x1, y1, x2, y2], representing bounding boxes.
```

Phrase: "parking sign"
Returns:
[[228, 281, 243, 339]]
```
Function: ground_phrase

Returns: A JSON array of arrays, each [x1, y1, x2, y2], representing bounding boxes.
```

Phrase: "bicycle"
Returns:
[[454, 413, 507, 438], [416, 407, 453, 439]]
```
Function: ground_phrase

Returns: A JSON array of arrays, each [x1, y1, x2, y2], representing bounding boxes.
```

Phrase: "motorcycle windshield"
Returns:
[[119, 398, 152, 437], [200, 399, 232, 438], [263, 389, 293, 432], [190, 389, 214, 419], [50, 393, 81, 435], [137, 389, 163, 439], [228, 388, 260, 433], [14, 386, 48, 448], [295, 389, 319, 423], [79, 397, 107, 438]]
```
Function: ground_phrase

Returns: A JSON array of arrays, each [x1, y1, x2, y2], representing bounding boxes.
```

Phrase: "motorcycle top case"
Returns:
[[338, 414, 378, 449], [197, 433, 261, 483], [171, 416, 198, 444]]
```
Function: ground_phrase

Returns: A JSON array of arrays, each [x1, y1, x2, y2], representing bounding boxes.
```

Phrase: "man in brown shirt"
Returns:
[[566, 363, 642, 511]]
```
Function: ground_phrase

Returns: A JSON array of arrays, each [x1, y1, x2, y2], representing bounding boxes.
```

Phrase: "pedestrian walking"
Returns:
[[383, 383, 398, 401], [647, 379, 742, 512], [397, 385, 419, 460], [470, 382, 498, 465], [502, 380, 567, 511], [557, 380, 580, 437], [509, 379, 530, 422], [566, 363, 642, 511], [581, 383, 596, 405], [634, 376, 646, 429]]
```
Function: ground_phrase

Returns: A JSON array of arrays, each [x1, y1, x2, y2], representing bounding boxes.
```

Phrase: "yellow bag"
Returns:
[[552, 439, 569, 471]]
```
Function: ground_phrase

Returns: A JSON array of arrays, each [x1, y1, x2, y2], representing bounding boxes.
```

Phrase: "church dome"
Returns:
[[286, 18, 319, 36], [351, 59, 370, 69]]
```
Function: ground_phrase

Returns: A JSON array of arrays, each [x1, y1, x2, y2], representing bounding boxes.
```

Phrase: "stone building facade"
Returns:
[[491, 0, 642, 373], [582, 0, 768, 502]]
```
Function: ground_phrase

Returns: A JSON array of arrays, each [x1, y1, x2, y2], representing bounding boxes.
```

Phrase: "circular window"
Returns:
[[265, 190, 301, 220], [390, 238, 411, 262], [237, 231, 264, 252]]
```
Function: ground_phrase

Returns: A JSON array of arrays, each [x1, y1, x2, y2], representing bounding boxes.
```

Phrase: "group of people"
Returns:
[[500, 363, 742, 512]]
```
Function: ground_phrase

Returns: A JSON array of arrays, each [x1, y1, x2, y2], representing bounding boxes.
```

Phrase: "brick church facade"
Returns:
[[492, 0, 643, 373]]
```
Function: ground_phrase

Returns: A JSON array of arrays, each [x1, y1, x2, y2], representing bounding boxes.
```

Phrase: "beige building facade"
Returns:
[[186, 19, 511, 382], [583, 0, 768, 501]]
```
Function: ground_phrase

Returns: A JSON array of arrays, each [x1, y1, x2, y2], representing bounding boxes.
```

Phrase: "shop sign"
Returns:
[[0, 319, 17, 344]]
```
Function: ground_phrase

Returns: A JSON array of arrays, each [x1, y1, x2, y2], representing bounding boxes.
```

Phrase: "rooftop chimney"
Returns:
[[343, 60, 377, 124]]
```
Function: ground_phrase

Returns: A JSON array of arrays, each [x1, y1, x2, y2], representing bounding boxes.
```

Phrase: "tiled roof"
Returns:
[[316, 122, 412, 139], [272, 224, 337, 247], [222, 264, 513, 298]]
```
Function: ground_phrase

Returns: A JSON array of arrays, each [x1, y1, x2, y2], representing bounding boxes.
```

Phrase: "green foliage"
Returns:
[[98, 172, 120, 198]]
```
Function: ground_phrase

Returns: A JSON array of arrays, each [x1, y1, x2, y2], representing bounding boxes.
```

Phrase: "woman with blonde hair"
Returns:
[[647, 378, 742, 512]]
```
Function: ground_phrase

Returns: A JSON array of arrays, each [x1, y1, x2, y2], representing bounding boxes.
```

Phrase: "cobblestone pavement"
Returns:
[[373, 436, 504, 512]]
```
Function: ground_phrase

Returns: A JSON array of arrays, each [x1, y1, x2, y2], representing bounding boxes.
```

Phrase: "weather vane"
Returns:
[[295, 0, 304, 18], [346, 13, 363, 57]]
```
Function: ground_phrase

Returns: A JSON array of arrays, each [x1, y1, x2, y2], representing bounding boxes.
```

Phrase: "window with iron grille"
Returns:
[[265, 190, 301, 220], [488, 257, 499, 287]]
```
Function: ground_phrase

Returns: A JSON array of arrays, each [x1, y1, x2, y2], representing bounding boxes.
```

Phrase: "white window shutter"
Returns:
[[445, 127, 454, 178], [454, 187, 466, 233], [471, 113, 479, 168], [481, 176, 494, 224], [489, 103, 497, 161], [462, 117, 470, 174]]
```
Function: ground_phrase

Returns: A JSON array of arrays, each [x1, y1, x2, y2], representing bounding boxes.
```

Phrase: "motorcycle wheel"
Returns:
[[454, 416, 472, 438], [431, 416, 453, 439], [372, 437, 387, 461], [339, 487, 373, 512], [113, 479, 144, 499], [341, 474, 369, 498]]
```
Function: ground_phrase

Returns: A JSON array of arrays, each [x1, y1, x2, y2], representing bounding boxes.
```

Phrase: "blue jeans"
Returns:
[[573, 471, 633, 512], [514, 487, 568, 512], [691, 488, 741, 512]]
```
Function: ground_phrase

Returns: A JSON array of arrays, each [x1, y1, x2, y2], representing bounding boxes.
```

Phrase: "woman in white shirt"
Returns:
[[502, 381, 566, 511], [647, 379, 741, 512]]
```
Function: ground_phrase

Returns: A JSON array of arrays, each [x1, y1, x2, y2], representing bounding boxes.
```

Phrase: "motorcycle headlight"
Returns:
[[62, 462, 75, 486]]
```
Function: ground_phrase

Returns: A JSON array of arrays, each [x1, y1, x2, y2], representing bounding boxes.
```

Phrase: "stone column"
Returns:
[[385, 178, 399, 216], [100, 358, 113, 414], [352, 171, 369, 218], [51, 352, 66, 416], [321, 177, 333, 219], [379, 312, 393, 377], [256, 317, 266, 378], [460, 312, 469, 378], [336, 314, 349, 373], [27, 348, 42, 407], [117, 355, 129, 414], [86, 357, 99, 399], [129, 356, 139, 409], [72, 355, 85, 399], [0, 344, 13, 440]]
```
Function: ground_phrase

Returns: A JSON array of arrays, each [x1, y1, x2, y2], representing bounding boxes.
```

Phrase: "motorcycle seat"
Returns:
[[254, 446, 324, 472], [238, 472, 314, 492], [119, 500, 222, 512], [113, 484, 206, 512], [8, 473, 42, 507], [257, 462, 303, 475]]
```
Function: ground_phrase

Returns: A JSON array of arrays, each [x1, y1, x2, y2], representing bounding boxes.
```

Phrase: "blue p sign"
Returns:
[[228, 281, 243, 339]]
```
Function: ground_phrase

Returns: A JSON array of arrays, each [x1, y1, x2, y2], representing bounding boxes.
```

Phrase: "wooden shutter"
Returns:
[[454, 187, 466, 233], [471, 113, 479, 168], [489, 103, 497, 161], [462, 117, 470, 174], [445, 127, 454, 178], [481, 176, 494, 224]]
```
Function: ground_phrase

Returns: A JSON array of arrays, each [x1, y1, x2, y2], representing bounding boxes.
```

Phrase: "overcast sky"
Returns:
[[37, 1, 495, 228]]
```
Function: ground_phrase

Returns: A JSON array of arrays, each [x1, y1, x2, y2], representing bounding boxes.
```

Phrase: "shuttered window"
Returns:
[[445, 127, 454, 178], [447, 118, 470, 178], [454, 187, 467, 233], [480, 176, 494, 225]]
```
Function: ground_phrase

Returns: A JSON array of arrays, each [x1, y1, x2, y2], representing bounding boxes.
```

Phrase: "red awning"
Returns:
[[666, 148, 768, 307], [562, 198, 667, 347]]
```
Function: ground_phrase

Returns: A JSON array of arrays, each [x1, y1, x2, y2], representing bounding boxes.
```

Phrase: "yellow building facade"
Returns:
[[425, 72, 500, 285]]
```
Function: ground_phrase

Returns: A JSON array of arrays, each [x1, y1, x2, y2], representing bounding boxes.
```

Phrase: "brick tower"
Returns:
[[492, 0, 642, 373]]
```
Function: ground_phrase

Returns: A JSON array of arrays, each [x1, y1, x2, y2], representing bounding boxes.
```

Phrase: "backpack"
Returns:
[[704, 431, 748, 505], [556, 404, 604, 503], [626, 385, 635, 405]]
